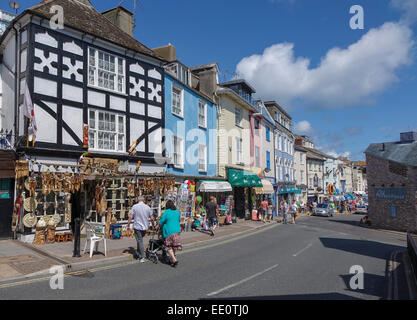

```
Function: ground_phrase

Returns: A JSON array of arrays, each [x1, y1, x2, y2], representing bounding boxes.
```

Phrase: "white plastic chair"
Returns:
[[83, 222, 107, 258]]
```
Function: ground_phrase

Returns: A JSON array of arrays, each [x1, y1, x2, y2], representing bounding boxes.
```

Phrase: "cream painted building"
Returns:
[[294, 145, 308, 204], [216, 81, 259, 178]]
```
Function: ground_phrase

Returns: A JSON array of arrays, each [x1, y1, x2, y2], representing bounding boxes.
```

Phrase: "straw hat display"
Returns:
[[23, 197, 38, 212], [22, 212, 38, 228]]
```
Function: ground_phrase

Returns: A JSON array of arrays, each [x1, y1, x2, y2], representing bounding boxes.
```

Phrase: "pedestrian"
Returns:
[[159, 200, 182, 267], [127, 196, 154, 263], [267, 199, 273, 222], [205, 196, 218, 236], [282, 200, 289, 224], [260, 198, 269, 223], [290, 200, 298, 224]]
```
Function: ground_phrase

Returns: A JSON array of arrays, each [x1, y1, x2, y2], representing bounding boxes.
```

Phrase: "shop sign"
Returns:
[[278, 186, 296, 194], [375, 188, 406, 201]]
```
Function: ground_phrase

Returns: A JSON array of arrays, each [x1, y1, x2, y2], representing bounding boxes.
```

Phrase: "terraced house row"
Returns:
[[0, 0, 366, 238]]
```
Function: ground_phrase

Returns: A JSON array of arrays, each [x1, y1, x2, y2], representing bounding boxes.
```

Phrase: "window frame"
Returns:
[[198, 99, 207, 128], [198, 144, 207, 172], [236, 137, 243, 164], [88, 47, 126, 94], [235, 107, 242, 127], [172, 135, 184, 169], [172, 85, 184, 118], [266, 126, 271, 142], [255, 146, 260, 168], [88, 109, 126, 153], [266, 151, 271, 170]]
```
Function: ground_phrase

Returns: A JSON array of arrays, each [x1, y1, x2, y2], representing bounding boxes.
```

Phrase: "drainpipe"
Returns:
[[12, 22, 20, 148]]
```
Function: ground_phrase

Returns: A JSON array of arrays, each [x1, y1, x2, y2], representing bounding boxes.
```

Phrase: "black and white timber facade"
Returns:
[[0, 0, 166, 172]]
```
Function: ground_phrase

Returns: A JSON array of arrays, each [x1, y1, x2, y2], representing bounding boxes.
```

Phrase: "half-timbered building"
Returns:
[[0, 0, 165, 172]]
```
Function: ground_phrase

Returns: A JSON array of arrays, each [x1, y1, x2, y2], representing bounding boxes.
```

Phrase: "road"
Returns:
[[0, 214, 414, 300]]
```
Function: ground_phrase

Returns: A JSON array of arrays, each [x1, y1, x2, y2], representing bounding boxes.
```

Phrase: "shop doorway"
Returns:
[[0, 178, 14, 239], [234, 187, 245, 219]]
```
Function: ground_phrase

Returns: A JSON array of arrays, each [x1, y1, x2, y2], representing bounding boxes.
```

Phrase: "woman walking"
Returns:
[[159, 200, 182, 267]]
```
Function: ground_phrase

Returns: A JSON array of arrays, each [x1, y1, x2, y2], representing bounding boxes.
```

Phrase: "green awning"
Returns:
[[228, 169, 262, 187]]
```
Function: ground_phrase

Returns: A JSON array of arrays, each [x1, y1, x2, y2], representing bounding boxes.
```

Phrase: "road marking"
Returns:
[[207, 264, 279, 297], [293, 243, 313, 257]]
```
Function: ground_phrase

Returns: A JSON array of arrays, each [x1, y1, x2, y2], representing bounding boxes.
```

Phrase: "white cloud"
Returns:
[[235, 22, 414, 110], [391, 0, 417, 25], [321, 150, 352, 159], [294, 120, 313, 135]]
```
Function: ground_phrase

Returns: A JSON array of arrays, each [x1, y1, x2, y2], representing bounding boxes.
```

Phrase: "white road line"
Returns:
[[207, 264, 279, 297], [293, 243, 313, 257]]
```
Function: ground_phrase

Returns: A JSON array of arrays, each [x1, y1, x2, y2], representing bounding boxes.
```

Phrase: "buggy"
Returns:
[[145, 223, 169, 264]]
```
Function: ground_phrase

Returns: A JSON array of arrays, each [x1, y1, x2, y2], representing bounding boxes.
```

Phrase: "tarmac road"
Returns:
[[0, 214, 414, 300]]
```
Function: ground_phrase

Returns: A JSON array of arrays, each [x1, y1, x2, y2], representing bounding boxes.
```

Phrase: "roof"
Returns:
[[190, 63, 220, 73], [264, 101, 292, 120], [216, 87, 258, 112], [260, 103, 275, 126], [25, 0, 164, 61], [365, 141, 417, 167], [303, 147, 331, 161], [295, 145, 308, 153], [219, 79, 256, 94]]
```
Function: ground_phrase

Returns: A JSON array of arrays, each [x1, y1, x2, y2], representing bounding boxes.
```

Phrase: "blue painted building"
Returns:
[[265, 101, 296, 208], [155, 48, 217, 181]]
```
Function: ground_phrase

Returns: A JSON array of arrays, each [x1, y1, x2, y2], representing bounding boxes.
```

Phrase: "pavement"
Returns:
[[0, 217, 281, 283], [0, 213, 415, 300]]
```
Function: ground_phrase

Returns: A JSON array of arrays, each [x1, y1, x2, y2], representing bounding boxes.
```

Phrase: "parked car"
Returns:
[[312, 203, 335, 217], [354, 205, 368, 214]]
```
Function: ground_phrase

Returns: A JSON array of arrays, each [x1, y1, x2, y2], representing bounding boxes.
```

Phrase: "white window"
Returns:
[[198, 100, 207, 128], [301, 170, 304, 183], [88, 109, 125, 152], [235, 108, 242, 127], [198, 144, 207, 172], [88, 47, 125, 94], [255, 147, 260, 167], [236, 138, 243, 164], [172, 136, 184, 169], [172, 86, 183, 117]]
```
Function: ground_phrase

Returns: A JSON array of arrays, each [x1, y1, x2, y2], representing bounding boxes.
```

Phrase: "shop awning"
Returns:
[[199, 181, 232, 193], [228, 169, 262, 187], [255, 179, 275, 194]]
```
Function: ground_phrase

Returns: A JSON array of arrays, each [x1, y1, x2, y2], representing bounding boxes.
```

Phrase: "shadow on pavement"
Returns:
[[339, 273, 386, 300], [201, 292, 362, 300], [327, 219, 361, 227], [319, 237, 405, 260]]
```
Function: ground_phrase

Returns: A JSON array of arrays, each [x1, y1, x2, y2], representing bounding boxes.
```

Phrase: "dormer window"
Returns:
[[166, 62, 190, 86]]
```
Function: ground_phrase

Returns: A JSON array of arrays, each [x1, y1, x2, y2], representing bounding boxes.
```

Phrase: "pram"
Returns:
[[145, 223, 169, 264]]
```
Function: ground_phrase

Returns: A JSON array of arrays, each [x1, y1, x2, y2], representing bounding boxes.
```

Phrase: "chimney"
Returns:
[[152, 44, 176, 62], [102, 6, 134, 37], [400, 131, 417, 143], [381, 143, 385, 151], [191, 64, 219, 101]]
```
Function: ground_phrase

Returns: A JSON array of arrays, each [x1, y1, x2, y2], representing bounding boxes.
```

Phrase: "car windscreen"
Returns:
[[317, 204, 327, 208]]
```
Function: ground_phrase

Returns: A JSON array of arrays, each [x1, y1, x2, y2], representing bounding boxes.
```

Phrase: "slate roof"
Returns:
[[26, 0, 163, 61], [365, 141, 417, 167]]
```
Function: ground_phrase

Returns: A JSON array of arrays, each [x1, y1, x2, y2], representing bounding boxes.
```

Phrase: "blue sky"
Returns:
[[3, 0, 417, 160]]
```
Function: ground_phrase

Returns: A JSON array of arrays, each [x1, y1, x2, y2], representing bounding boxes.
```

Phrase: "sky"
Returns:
[[2, 0, 417, 161]]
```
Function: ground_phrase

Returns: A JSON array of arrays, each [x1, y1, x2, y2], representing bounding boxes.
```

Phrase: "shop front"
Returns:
[[12, 157, 176, 244], [0, 150, 16, 239], [228, 168, 262, 219], [197, 180, 233, 225], [277, 184, 299, 206], [253, 179, 275, 220]]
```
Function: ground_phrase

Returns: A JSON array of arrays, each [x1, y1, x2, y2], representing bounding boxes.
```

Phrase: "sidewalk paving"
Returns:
[[0, 218, 287, 282]]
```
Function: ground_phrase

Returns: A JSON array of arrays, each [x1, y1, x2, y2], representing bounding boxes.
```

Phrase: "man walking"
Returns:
[[205, 196, 218, 236], [282, 200, 289, 224], [127, 196, 154, 263], [290, 200, 298, 224]]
